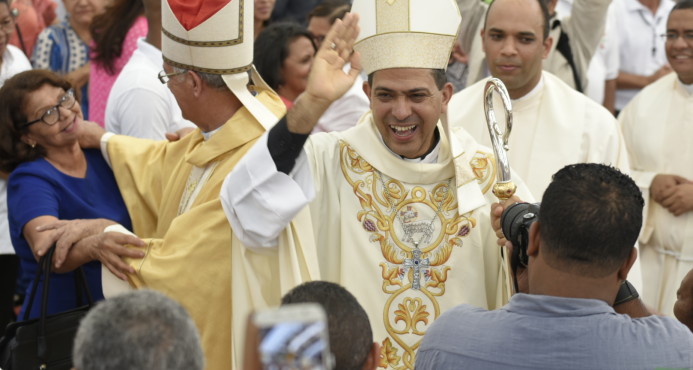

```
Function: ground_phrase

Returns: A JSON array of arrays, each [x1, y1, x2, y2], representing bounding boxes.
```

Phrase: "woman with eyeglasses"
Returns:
[[0, 69, 144, 319], [0, 0, 32, 335]]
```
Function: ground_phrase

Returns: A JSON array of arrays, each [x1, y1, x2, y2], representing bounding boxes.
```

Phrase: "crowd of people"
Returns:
[[0, 0, 692, 368]]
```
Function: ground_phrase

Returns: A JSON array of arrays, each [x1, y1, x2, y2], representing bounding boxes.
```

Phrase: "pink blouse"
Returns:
[[88, 16, 148, 127]]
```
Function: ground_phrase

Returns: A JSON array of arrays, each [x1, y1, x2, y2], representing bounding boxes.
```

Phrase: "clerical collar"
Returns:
[[379, 127, 441, 164], [201, 126, 222, 141], [681, 80, 693, 94], [512, 75, 544, 103]]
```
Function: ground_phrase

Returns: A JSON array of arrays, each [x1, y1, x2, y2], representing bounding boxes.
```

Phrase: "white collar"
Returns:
[[681, 80, 693, 94], [512, 75, 545, 103], [376, 129, 441, 164], [201, 126, 222, 141]]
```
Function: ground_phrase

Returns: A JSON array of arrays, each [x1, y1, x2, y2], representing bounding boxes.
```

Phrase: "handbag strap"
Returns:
[[21, 245, 95, 364]]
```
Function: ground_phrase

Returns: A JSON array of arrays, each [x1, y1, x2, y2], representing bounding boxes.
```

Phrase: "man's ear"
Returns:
[[617, 247, 638, 281], [189, 71, 203, 98], [440, 82, 454, 113], [363, 81, 374, 109], [362, 342, 381, 370], [527, 221, 541, 257], [542, 36, 553, 59]]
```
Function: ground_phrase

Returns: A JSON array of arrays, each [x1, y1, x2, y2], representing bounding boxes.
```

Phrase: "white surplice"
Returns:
[[619, 73, 693, 316], [449, 72, 630, 199]]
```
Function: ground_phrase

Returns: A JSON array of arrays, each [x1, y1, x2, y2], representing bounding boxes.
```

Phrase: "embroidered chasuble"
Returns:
[[619, 73, 693, 316], [302, 113, 527, 369], [449, 72, 630, 199], [106, 92, 318, 370]]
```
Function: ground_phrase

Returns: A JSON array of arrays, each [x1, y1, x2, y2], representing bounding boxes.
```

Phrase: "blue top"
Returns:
[[416, 293, 693, 370], [8, 149, 131, 319]]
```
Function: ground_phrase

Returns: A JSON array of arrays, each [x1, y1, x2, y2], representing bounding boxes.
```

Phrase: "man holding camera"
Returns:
[[416, 163, 693, 369]]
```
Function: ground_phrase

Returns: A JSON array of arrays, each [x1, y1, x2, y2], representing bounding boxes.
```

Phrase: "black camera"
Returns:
[[501, 202, 540, 269]]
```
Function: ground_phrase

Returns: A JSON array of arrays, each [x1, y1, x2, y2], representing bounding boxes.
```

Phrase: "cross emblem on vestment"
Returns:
[[401, 248, 430, 290]]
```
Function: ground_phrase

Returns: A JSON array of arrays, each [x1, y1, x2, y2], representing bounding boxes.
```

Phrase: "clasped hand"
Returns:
[[651, 174, 693, 216], [35, 219, 145, 280]]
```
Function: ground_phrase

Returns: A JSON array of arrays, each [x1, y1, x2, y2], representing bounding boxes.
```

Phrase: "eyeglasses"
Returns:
[[661, 32, 693, 43], [19, 89, 77, 129], [158, 69, 186, 84]]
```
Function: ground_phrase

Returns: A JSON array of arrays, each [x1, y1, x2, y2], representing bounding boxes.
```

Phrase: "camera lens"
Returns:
[[501, 203, 534, 242]]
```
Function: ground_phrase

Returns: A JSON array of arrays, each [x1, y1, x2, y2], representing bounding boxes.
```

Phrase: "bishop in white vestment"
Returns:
[[221, 1, 533, 368]]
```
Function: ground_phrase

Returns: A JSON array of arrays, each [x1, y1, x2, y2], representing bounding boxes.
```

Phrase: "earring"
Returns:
[[30, 143, 35, 148]]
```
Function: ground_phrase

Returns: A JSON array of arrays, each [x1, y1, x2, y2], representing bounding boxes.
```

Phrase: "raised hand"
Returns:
[[304, 12, 362, 104], [288, 13, 362, 134]]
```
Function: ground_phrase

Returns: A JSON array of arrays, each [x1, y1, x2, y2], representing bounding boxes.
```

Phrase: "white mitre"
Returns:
[[350, 0, 486, 217], [351, 0, 462, 74], [161, 0, 278, 129]]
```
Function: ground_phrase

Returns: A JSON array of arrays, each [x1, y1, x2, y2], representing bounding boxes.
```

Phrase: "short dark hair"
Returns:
[[671, 0, 693, 15], [254, 22, 317, 91], [0, 70, 74, 172], [281, 281, 372, 370], [539, 163, 644, 277], [367, 69, 448, 90], [484, 0, 551, 41]]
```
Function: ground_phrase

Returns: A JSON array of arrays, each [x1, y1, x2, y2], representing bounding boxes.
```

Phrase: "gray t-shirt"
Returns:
[[416, 293, 693, 370]]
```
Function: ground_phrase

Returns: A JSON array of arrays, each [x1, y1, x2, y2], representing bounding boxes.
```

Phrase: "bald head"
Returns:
[[484, 0, 550, 41]]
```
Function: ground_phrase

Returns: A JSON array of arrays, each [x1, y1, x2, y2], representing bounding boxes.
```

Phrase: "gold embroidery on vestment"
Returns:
[[338, 142, 493, 369]]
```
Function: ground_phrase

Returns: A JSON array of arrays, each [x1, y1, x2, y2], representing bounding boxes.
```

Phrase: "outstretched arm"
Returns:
[[221, 13, 361, 247]]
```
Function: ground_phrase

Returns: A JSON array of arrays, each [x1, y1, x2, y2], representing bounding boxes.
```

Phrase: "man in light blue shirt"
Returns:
[[416, 163, 693, 370]]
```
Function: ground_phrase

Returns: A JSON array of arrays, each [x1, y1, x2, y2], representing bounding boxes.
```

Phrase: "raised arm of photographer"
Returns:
[[491, 195, 524, 246], [287, 13, 361, 134]]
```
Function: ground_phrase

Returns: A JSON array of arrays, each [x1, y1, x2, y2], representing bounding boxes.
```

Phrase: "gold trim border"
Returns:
[[163, 56, 252, 75], [162, 0, 244, 48]]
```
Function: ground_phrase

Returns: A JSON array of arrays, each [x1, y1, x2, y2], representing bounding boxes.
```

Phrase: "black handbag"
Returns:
[[0, 246, 94, 369]]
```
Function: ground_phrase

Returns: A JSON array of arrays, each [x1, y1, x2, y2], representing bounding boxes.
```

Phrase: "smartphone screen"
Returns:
[[254, 303, 333, 370]]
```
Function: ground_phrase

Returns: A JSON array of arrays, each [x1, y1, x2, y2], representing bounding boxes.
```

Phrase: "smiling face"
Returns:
[[21, 84, 83, 151], [277, 36, 315, 102], [666, 8, 693, 84], [481, 0, 552, 99], [363, 68, 452, 159]]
